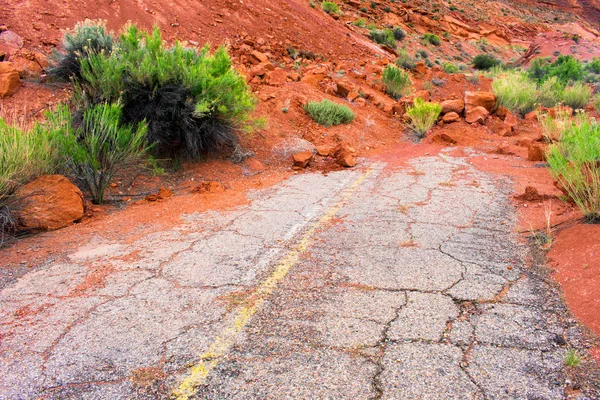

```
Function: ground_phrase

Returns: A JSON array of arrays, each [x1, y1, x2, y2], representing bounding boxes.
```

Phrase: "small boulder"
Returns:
[[495, 106, 509, 120], [442, 112, 460, 123], [347, 91, 360, 102], [265, 68, 288, 86], [194, 181, 225, 193], [440, 99, 464, 115], [315, 146, 331, 157], [15, 175, 84, 231], [332, 144, 356, 168], [465, 106, 489, 124], [145, 187, 174, 201], [391, 102, 405, 116], [464, 91, 496, 112], [250, 50, 269, 64], [292, 151, 313, 168], [414, 61, 428, 75], [528, 144, 546, 162], [504, 112, 518, 131], [0, 62, 20, 97], [336, 81, 356, 98]]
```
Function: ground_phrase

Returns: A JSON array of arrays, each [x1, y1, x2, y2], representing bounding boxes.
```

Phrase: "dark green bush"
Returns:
[[392, 27, 406, 41], [48, 20, 114, 80], [422, 33, 441, 46], [472, 54, 501, 70], [369, 29, 396, 48], [585, 57, 600, 74], [48, 104, 149, 204], [304, 100, 355, 126], [75, 24, 256, 159], [416, 49, 428, 59], [396, 49, 417, 70]]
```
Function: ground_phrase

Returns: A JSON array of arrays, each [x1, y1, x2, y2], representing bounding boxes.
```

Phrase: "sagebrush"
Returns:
[[304, 100, 355, 126], [547, 116, 600, 222], [406, 98, 442, 138], [48, 19, 114, 80], [492, 70, 538, 115], [382, 64, 411, 99]]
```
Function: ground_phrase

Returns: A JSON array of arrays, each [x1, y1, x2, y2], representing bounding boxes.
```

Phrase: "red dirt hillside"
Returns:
[[1, 0, 381, 58]]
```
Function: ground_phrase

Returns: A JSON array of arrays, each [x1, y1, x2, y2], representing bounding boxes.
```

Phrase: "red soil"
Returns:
[[549, 224, 600, 362]]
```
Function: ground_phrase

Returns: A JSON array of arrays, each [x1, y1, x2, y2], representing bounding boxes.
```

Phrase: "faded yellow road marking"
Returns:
[[172, 168, 374, 399]]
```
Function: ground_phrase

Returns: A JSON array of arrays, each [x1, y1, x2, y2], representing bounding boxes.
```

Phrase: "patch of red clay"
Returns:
[[548, 224, 600, 351]]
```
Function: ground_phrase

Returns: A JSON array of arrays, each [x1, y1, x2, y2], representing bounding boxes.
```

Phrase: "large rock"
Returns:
[[464, 91, 496, 112], [465, 106, 489, 124], [440, 99, 464, 115], [0, 62, 20, 97], [16, 175, 85, 231]]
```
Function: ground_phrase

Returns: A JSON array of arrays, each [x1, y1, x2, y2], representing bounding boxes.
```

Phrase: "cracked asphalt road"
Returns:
[[0, 152, 585, 399]]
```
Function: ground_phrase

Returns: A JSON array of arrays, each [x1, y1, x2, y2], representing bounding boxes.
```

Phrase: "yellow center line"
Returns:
[[171, 167, 374, 399]]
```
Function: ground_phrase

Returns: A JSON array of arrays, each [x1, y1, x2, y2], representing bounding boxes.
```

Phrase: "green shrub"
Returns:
[[0, 117, 60, 241], [442, 62, 459, 74], [395, 49, 417, 70], [0, 120, 57, 201], [561, 82, 592, 109], [492, 71, 538, 115], [49, 104, 149, 204], [405, 98, 442, 138], [594, 93, 600, 111], [547, 116, 600, 222], [369, 29, 396, 48], [382, 64, 411, 99], [392, 27, 406, 41], [304, 100, 355, 126], [422, 33, 441, 46], [48, 20, 114, 80], [353, 18, 367, 27], [537, 77, 564, 107], [416, 49, 428, 59], [585, 58, 600, 74], [529, 55, 584, 84], [321, 1, 340, 14], [472, 53, 501, 70], [74, 24, 255, 159]]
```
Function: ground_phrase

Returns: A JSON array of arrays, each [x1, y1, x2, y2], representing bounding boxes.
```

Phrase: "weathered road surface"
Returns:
[[0, 152, 581, 399]]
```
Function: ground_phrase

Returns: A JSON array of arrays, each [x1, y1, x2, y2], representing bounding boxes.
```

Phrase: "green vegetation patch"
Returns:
[[304, 99, 355, 126]]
